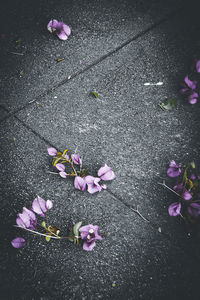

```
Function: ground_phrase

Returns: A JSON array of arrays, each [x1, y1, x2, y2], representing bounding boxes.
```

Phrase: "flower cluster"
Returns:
[[47, 147, 115, 194], [11, 196, 53, 248], [11, 197, 102, 251], [47, 19, 71, 41], [180, 60, 200, 104], [165, 161, 200, 219]]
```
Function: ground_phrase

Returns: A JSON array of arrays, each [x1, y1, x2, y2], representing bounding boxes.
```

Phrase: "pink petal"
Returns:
[[59, 171, 68, 178], [46, 200, 53, 210], [98, 163, 115, 181], [47, 19, 59, 32], [56, 30, 69, 41], [196, 60, 200, 73], [87, 184, 102, 194], [63, 24, 71, 36]]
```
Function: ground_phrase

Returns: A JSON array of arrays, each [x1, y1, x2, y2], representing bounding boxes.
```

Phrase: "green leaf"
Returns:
[[73, 221, 82, 237], [45, 236, 51, 242], [190, 161, 195, 169], [90, 91, 99, 98], [41, 221, 46, 228], [19, 71, 24, 76], [52, 156, 62, 167], [159, 98, 176, 110]]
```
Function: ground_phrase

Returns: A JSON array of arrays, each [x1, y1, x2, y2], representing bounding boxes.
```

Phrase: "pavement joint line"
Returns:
[[0, 5, 184, 125]]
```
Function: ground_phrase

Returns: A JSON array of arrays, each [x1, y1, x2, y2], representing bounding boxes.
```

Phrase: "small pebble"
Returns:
[[158, 227, 162, 233]]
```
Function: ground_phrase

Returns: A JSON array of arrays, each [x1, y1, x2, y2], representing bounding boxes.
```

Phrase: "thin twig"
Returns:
[[130, 206, 149, 222], [14, 225, 61, 239], [158, 180, 181, 197], [10, 51, 24, 56]]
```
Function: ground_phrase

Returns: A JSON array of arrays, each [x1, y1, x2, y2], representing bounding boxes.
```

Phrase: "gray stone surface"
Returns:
[[1, 0, 200, 299], [16, 7, 200, 243], [1, 118, 200, 300], [0, 0, 183, 113]]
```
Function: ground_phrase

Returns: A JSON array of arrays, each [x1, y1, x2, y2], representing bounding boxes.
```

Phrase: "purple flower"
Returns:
[[79, 224, 102, 251], [59, 171, 68, 178], [47, 19, 71, 41], [196, 60, 200, 73], [47, 147, 57, 156], [32, 196, 53, 217], [187, 202, 200, 217], [188, 92, 198, 104], [11, 237, 26, 249], [167, 161, 181, 178], [71, 154, 81, 165], [74, 176, 86, 191], [85, 176, 102, 194], [97, 163, 115, 181], [16, 207, 37, 229], [168, 202, 181, 216], [55, 163, 65, 172], [183, 190, 192, 201], [180, 76, 197, 94]]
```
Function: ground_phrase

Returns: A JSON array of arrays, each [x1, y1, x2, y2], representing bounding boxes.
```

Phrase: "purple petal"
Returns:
[[47, 19, 59, 32], [98, 163, 115, 181], [55, 163, 65, 172], [168, 202, 181, 216], [184, 76, 197, 90], [56, 30, 69, 41], [169, 160, 176, 167], [187, 202, 200, 217], [46, 200, 53, 210], [101, 184, 107, 189], [47, 147, 57, 156], [71, 154, 81, 165], [196, 60, 200, 73], [189, 97, 197, 104], [59, 171, 68, 178], [83, 241, 96, 251], [167, 167, 181, 178], [184, 191, 192, 200], [63, 24, 71, 36], [32, 196, 47, 217], [11, 237, 26, 249], [180, 88, 189, 94], [85, 176, 95, 184], [190, 174, 196, 180], [87, 184, 102, 194], [74, 176, 86, 191]]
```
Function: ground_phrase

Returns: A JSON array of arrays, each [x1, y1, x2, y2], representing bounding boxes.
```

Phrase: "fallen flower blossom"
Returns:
[[32, 196, 53, 217], [79, 224, 102, 251], [16, 207, 37, 230], [85, 176, 102, 194], [168, 202, 181, 216], [167, 160, 181, 178], [47, 19, 71, 40], [74, 176, 86, 191]]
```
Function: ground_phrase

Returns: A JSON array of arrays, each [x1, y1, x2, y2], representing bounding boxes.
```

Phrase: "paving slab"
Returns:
[[1, 118, 200, 300], [0, 0, 184, 113], [16, 7, 200, 245]]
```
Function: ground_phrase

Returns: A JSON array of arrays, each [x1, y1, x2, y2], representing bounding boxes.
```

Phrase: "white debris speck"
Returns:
[[54, 96, 57, 99], [144, 82, 163, 86], [68, 76, 71, 80]]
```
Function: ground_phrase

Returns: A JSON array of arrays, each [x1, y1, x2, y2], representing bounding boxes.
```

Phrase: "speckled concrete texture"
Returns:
[[1, 0, 200, 299]]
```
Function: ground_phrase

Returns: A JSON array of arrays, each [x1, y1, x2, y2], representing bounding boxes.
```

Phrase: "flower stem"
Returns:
[[14, 226, 70, 240]]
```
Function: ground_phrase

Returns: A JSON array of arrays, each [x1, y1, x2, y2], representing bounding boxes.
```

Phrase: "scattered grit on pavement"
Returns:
[[1, 0, 200, 299]]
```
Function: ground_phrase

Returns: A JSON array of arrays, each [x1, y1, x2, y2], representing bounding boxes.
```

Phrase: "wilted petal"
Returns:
[[196, 60, 200, 73], [11, 237, 26, 248], [184, 190, 192, 200], [55, 163, 65, 172], [46, 200, 53, 210], [74, 176, 86, 191], [47, 147, 57, 156], [168, 202, 181, 216], [187, 202, 200, 217], [83, 241, 96, 251], [71, 154, 81, 165], [98, 163, 115, 181]]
